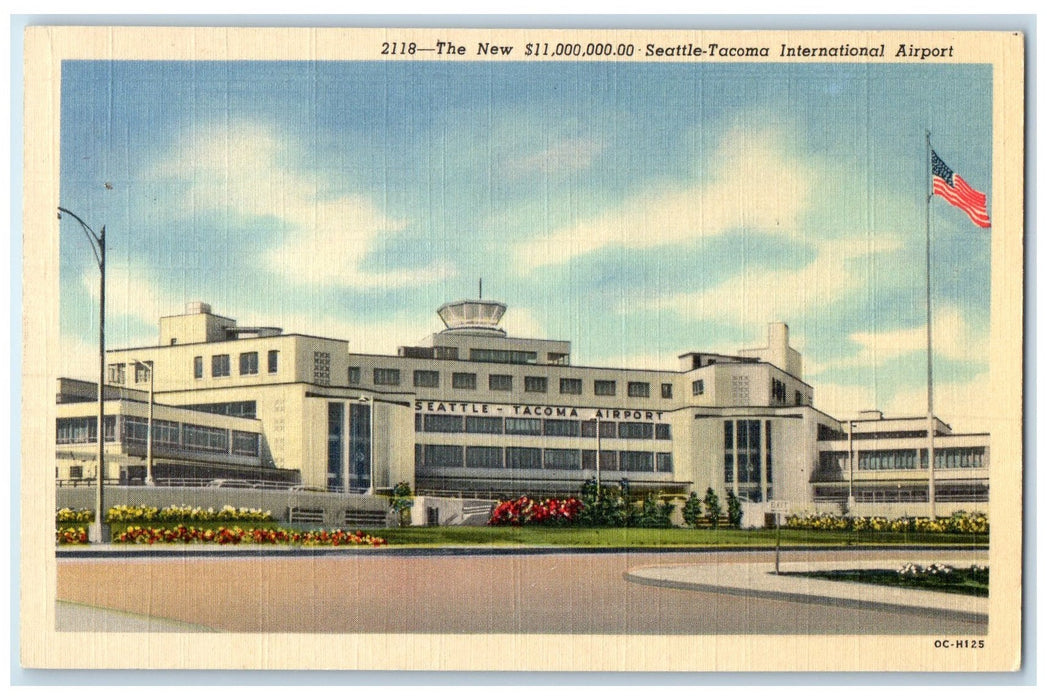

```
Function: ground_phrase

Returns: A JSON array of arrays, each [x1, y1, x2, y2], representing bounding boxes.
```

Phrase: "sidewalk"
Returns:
[[624, 558, 988, 622], [55, 601, 215, 632]]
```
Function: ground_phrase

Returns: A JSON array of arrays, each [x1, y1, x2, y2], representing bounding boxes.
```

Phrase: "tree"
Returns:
[[703, 487, 722, 528], [389, 481, 414, 527], [682, 491, 702, 528], [726, 490, 743, 528]]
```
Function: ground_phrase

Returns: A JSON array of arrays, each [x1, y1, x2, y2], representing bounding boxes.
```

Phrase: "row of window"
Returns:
[[56, 416, 260, 457], [107, 362, 154, 385], [415, 414, 672, 439], [818, 446, 987, 474], [353, 366, 676, 398], [416, 443, 674, 472], [193, 351, 279, 380]]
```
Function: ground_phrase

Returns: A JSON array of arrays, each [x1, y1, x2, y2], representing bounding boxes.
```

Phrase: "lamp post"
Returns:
[[130, 359, 154, 485], [57, 207, 107, 543]]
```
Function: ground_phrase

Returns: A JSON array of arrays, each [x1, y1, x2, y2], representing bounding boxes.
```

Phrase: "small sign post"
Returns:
[[768, 500, 789, 575]]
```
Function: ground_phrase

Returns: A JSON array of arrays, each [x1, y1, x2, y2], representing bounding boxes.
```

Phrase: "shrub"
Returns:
[[389, 481, 415, 527], [682, 491, 702, 528], [726, 490, 743, 528], [703, 488, 722, 528]]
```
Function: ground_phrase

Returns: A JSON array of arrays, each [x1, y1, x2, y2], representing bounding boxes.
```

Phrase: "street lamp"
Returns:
[[130, 359, 154, 485], [57, 207, 107, 543]]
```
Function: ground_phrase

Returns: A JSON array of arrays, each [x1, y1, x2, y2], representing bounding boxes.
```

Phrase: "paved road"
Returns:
[[56, 548, 988, 635]]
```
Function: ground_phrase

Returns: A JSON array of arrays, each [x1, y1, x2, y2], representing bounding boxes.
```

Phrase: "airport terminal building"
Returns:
[[55, 299, 990, 518]]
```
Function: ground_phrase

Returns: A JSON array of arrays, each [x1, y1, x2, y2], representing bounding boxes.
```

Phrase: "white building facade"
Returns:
[[56, 299, 990, 517]]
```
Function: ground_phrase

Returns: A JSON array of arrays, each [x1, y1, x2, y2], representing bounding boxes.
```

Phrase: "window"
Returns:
[[211, 355, 230, 377], [505, 417, 542, 435], [232, 430, 260, 456], [56, 416, 116, 444], [544, 449, 581, 470], [326, 401, 343, 489], [452, 372, 477, 390], [547, 352, 569, 365], [620, 451, 655, 472], [661, 383, 673, 399], [560, 377, 582, 395], [414, 370, 440, 388], [594, 380, 616, 396], [466, 446, 503, 469], [239, 352, 258, 375], [373, 368, 401, 386], [313, 351, 331, 385], [795, 391, 804, 406], [692, 379, 705, 396], [858, 449, 924, 471], [423, 444, 463, 468], [69, 465, 83, 479], [267, 350, 279, 373], [466, 416, 503, 434], [598, 451, 618, 471], [772, 378, 786, 404], [524, 376, 548, 393], [134, 362, 152, 383], [489, 374, 513, 391], [183, 424, 229, 452], [107, 363, 126, 384], [618, 422, 654, 439], [178, 400, 257, 419], [628, 381, 650, 398], [423, 414, 464, 433], [348, 366, 361, 385], [544, 419, 580, 437], [434, 346, 459, 360], [724, 419, 762, 483], [656, 423, 672, 440], [656, 453, 673, 472], [470, 349, 537, 364], [193, 356, 203, 379], [506, 447, 542, 469]]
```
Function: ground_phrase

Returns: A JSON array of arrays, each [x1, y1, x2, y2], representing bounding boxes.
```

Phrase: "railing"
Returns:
[[58, 477, 303, 490]]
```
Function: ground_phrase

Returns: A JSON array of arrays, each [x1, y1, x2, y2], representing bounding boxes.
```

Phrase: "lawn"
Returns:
[[370, 526, 988, 549], [783, 567, 989, 597]]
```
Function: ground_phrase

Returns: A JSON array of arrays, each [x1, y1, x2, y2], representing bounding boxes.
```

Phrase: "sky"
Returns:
[[58, 59, 993, 431]]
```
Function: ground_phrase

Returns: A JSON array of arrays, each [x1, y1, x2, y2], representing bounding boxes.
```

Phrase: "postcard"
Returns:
[[20, 26, 1024, 672]]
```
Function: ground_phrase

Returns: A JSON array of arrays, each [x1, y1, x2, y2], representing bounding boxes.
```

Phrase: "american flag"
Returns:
[[931, 149, 991, 228]]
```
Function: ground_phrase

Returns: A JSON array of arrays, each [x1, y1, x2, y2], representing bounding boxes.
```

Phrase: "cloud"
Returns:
[[514, 124, 812, 267], [499, 306, 547, 339], [81, 268, 180, 330], [840, 305, 987, 368], [652, 235, 903, 327], [510, 138, 604, 176], [151, 120, 450, 288], [817, 371, 991, 434]]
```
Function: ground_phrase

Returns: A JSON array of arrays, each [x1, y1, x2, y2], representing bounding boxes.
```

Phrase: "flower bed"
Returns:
[[785, 510, 988, 535], [107, 504, 274, 523], [790, 562, 989, 597], [489, 496, 583, 526], [56, 508, 93, 523], [113, 525, 385, 547], [55, 527, 89, 545]]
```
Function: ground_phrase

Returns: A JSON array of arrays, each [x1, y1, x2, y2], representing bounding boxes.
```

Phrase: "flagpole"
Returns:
[[925, 131, 937, 519]]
